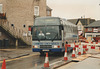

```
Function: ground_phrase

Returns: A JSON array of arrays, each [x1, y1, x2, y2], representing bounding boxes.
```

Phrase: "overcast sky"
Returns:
[[47, 0, 100, 20]]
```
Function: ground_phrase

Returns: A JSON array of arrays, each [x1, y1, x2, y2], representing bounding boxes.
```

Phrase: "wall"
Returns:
[[0, 0, 47, 46], [0, 28, 15, 46], [85, 27, 100, 33], [0, 0, 46, 33]]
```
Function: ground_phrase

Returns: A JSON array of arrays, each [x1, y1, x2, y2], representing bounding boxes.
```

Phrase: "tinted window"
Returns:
[[34, 18, 60, 25]]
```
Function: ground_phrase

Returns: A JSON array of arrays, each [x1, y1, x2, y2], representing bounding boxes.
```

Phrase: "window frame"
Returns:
[[0, 4, 3, 13], [98, 27, 100, 31], [34, 6, 39, 16], [88, 28, 92, 31], [47, 10, 50, 16]]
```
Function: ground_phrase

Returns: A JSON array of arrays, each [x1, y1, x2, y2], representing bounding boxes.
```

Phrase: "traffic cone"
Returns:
[[91, 46, 95, 49], [1, 59, 6, 69], [72, 47, 76, 57], [74, 42, 75, 45], [75, 45, 79, 48], [75, 45, 79, 54], [83, 45, 87, 48], [85, 48, 88, 51], [64, 48, 68, 61], [83, 48, 86, 54], [44, 52, 49, 68], [78, 47, 81, 55], [96, 42, 98, 44]]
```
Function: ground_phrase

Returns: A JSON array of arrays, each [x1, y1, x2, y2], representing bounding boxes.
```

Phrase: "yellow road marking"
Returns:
[[0, 54, 39, 64]]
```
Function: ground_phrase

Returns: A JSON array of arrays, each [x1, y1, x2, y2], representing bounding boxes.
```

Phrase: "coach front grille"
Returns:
[[40, 45, 52, 48]]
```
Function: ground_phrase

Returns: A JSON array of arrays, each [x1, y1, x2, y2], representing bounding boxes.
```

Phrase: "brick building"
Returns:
[[0, 0, 52, 47], [68, 18, 95, 36], [46, 6, 52, 16], [85, 20, 100, 42]]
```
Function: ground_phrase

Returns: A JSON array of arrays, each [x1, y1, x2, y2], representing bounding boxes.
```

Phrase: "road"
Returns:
[[0, 53, 72, 69]]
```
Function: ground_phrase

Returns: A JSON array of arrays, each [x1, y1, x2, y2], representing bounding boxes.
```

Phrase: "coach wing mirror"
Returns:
[[28, 26, 32, 35], [60, 25, 64, 30], [31, 27, 33, 35]]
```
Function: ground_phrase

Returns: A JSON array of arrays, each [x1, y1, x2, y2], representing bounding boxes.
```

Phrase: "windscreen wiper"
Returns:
[[52, 33, 58, 42], [33, 35, 40, 41]]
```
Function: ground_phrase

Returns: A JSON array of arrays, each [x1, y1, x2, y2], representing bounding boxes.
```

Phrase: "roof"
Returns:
[[76, 19, 88, 25], [85, 20, 100, 27], [68, 18, 95, 26], [62, 19, 77, 27], [46, 6, 52, 11], [67, 19, 78, 25]]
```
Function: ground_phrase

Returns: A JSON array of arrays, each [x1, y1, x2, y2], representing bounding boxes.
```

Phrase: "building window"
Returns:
[[78, 25, 82, 30], [47, 11, 50, 16], [98, 28, 100, 31], [34, 6, 39, 16], [11, 24, 14, 26], [0, 4, 3, 13], [23, 25, 26, 28], [96, 35, 100, 37], [88, 28, 92, 31], [0, 32, 1, 36], [93, 28, 98, 32]]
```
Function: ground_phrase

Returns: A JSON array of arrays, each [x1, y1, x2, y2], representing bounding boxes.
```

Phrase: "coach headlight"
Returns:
[[34, 45, 39, 48], [53, 45, 60, 48], [53, 45, 58, 48]]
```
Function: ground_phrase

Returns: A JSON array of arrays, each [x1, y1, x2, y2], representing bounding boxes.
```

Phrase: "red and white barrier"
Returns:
[[91, 46, 95, 49], [83, 45, 87, 48], [83, 48, 86, 54], [78, 47, 81, 55]]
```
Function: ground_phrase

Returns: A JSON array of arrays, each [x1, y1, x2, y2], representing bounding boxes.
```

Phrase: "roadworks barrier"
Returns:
[[42, 42, 100, 69]]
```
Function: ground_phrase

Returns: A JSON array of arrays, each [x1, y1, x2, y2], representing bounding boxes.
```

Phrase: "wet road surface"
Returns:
[[0, 53, 71, 69]]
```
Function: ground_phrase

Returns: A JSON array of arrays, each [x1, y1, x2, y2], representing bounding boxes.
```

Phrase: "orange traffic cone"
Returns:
[[85, 48, 88, 51], [78, 48, 81, 55], [1, 59, 6, 69], [99, 47, 100, 50], [83, 48, 86, 54], [64, 48, 68, 61], [44, 52, 49, 68], [72, 47, 76, 57], [91, 46, 95, 49], [74, 42, 75, 45]]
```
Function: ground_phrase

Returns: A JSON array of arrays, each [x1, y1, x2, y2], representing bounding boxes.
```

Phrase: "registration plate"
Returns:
[[42, 49, 49, 51]]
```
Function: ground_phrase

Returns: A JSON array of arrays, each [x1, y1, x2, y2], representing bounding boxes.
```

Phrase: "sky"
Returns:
[[47, 0, 100, 20]]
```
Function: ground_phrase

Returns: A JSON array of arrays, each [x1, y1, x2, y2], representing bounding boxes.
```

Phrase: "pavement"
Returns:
[[57, 57, 100, 69], [0, 47, 40, 61], [54, 43, 100, 69]]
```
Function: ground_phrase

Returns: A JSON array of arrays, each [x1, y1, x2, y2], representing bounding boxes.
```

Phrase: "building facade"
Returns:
[[46, 6, 52, 16], [68, 18, 95, 36], [0, 0, 52, 46], [0, 0, 47, 32], [85, 20, 100, 42]]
